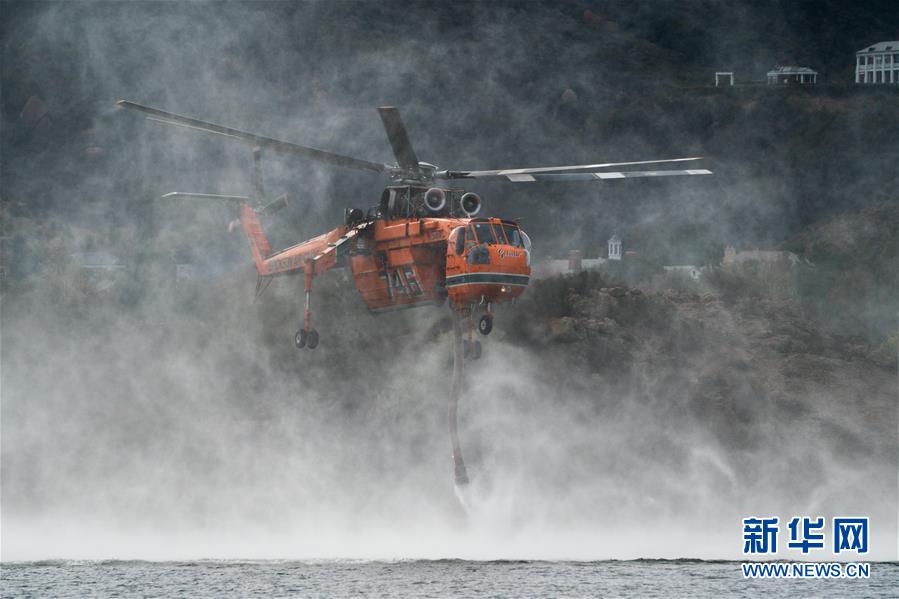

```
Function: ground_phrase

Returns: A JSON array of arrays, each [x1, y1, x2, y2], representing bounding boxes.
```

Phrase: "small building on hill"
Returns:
[[715, 71, 734, 87], [663, 265, 704, 281], [856, 41, 899, 84], [566, 250, 608, 272], [607, 234, 622, 261], [723, 245, 802, 267], [532, 250, 606, 279], [767, 66, 818, 85]]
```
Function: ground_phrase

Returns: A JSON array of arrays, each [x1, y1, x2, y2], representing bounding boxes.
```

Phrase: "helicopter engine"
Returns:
[[424, 187, 447, 213], [459, 192, 481, 217], [344, 207, 365, 226]]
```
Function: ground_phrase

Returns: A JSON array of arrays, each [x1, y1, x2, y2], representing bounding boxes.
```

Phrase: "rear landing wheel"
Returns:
[[478, 314, 493, 336], [472, 340, 482, 360]]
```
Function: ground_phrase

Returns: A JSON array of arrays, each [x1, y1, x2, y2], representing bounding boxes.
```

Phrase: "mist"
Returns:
[[2, 1, 897, 562]]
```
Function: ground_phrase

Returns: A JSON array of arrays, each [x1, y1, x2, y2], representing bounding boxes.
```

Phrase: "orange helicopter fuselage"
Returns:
[[354, 216, 530, 313], [241, 205, 530, 314]]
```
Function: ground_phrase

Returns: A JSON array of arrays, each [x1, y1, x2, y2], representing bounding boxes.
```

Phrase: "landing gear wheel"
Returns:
[[295, 329, 307, 349], [472, 340, 482, 360], [478, 314, 493, 336], [306, 329, 319, 349], [462, 339, 470, 359]]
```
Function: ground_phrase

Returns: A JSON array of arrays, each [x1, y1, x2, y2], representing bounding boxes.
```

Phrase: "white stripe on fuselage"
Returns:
[[445, 272, 530, 280]]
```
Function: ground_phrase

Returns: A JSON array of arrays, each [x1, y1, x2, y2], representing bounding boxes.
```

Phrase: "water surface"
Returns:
[[3, 559, 897, 598]]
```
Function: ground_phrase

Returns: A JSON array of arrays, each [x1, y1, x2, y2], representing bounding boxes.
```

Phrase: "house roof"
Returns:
[[857, 41, 899, 54], [767, 66, 817, 75]]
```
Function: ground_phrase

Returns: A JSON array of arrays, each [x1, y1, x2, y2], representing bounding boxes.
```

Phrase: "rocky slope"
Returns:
[[504, 271, 896, 458]]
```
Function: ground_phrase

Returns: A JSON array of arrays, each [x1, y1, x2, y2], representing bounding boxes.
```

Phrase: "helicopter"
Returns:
[[117, 100, 711, 355]]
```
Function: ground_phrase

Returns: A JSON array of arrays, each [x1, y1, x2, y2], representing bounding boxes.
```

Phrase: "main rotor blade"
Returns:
[[252, 147, 265, 201], [443, 157, 705, 179], [160, 192, 250, 202], [117, 100, 389, 173], [377, 106, 420, 175], [498, 169, 713, 182]]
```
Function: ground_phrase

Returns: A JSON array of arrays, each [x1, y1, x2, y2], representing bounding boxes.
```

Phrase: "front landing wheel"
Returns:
[[295, 329, 307, 349], [306, 329, 319, 349], [478, 314, 493, 336]]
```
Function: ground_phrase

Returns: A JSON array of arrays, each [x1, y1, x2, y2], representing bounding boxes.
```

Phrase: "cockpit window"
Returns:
[[473, 222, 498, 245], [502, 224, 522, 248], [465, 225, 477, 251], [449, 226, 464, 255]]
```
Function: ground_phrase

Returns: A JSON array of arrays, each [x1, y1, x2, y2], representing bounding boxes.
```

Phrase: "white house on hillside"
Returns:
[[856, 41, 899, 84], [767, 66, 818, 85]]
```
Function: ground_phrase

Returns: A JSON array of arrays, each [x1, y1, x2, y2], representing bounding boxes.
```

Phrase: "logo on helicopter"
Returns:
[[496, 248, 523, 259]]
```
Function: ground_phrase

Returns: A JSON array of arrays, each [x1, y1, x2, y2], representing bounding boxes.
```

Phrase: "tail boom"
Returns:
[[239, 203, 352, 277], [239, 203, 274, 274]]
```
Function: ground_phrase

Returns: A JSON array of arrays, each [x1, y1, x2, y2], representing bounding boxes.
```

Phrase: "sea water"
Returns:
[[2, 559, 897, 598]]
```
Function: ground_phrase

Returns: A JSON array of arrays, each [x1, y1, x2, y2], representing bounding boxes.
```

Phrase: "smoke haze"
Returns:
[[2, 1, 897, 561]]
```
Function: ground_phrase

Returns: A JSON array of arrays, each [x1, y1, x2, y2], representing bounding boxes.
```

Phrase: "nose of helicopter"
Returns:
[[446, 242, 531, 306]]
